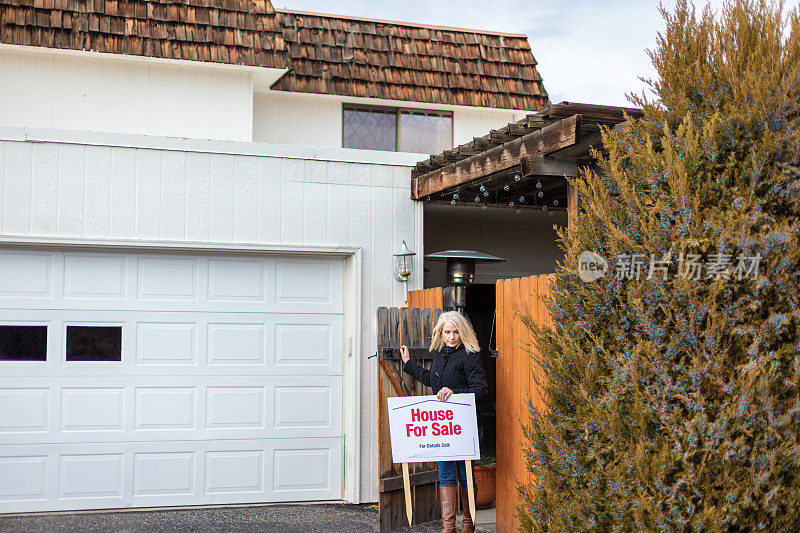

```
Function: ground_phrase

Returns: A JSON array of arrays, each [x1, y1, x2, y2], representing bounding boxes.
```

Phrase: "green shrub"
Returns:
[[518, 1, 800, 531]]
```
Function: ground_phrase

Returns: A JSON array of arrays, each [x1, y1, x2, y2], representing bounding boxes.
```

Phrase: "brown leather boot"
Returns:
[[439, 486, 457, 533], [459, 485, 476, 533]]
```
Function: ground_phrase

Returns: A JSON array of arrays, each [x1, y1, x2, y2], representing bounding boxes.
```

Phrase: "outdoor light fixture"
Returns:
[[425, 250, 505, 312], [393, 241, 416, 283]]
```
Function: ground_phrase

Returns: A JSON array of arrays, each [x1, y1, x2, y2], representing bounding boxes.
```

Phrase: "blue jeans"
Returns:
[[437, 460, 472, 488], [437, 427, 483, 487]]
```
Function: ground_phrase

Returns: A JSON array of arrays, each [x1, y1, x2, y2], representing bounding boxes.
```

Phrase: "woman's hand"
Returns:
[[436, 387, 453, 402], [399, 345, 410, 363]]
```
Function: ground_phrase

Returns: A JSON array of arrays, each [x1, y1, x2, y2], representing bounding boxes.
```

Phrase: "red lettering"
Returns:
[[453, 424, 461, 435], [411, 409, 420, 422], [446, 410, 453, 420], [432, 422, 440, 436], [407, 423, 427, 437]]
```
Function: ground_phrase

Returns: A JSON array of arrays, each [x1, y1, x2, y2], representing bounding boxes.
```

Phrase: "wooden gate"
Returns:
[[377, 288, 443, 531], [495, 274, 552, 533]]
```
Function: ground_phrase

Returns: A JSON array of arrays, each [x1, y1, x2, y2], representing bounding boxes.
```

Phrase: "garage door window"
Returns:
[[66, 326, 122, 362], [0, 325, 48, 361]]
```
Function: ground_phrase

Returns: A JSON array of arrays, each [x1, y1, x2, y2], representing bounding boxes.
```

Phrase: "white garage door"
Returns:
[[0, 250, 344, 513]]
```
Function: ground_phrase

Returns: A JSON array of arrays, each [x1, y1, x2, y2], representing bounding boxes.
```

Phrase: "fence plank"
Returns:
[[495, 275, 552, 533], [495, 279, 511, 533]]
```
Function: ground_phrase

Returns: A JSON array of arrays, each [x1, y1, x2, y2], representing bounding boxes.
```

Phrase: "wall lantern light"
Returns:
[[393, 240, 416, 282]]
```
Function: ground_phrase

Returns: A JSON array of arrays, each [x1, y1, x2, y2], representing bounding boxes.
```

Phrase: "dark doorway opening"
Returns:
[[464, 284, 497, 459]]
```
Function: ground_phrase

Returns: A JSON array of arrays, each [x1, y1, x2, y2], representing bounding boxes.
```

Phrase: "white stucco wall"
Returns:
[[2, 45, 534, 149], [423, 204, 567, 288], [0, 46, 261, 142], [452, 107, 523, 146], [0, 126, 424, 503], [252, 89, 533, 150], [253, 91, 343, 147]]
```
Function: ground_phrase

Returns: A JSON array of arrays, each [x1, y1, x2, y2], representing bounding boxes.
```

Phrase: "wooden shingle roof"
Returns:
[[273, 9, 548, 111], [0, 1, 548, 110], [0, 0, 287, 68]]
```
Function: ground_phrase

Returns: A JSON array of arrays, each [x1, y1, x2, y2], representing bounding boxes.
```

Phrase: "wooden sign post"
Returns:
[[464, 460, 476, 521], [402, 462, 412, 526]]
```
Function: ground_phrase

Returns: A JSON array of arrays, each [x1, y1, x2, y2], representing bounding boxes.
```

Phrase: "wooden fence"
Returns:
[[407, 287, 443, 311], [377, 292, 443, 532], [495, 274, 553, 533]]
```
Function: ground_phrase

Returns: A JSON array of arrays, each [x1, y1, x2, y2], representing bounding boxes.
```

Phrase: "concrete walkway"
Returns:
[[0, 503, 497, 533]]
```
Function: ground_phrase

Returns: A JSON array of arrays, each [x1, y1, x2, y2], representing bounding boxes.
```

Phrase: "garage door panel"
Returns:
[[0, 376, 342, 444], [0, 251, 54, 299], [207, 259, 266, 303], [0, 253, 343, 314], [272, 258, 343, 314], [0, 455, 48, 502], [0, 388, 50, 433], [63, 254, 127, 300], [136, 322, 197, 364], [206, 386, 265, 430], [0, 312, 341, 377], [133, 452, 195, 496], [270, 315, 343, 374], [266, 438, 342, 502], [269, 377, 343, 439], [60, 388, 125, 432], [0, 438, 343, 512], [205, 450, 264, 493], [134, 387, 196, 430], [137, 257, 199, 301], [207, 323, 265, 365], [0, 250, 344, 513], [59, 453, 124, 499]]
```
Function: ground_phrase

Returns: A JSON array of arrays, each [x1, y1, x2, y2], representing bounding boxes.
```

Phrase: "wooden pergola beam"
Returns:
[[412, 114, 582, 200], [542, 101, 643, 123], [520, 155, 580, 178]]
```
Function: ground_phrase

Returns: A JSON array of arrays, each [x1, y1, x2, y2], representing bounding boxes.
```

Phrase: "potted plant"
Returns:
[[473, 456, 496, 509]]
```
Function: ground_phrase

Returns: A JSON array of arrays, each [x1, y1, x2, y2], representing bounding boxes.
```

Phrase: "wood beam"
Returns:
[[472, 136, 500, 150], [412, 114, 582, 200], [506, 122, 530, 136], [548, 129, 603, 158], [567, 183, 579, 231], [490, 129, 516, 144], [380, 469, 439, 493], [520, 155, 580, 178], [543, 102, 643, 123], [443, 149, 466, 162]]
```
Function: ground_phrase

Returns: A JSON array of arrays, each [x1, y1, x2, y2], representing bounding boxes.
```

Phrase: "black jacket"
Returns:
[[402, 345, 488, 427]]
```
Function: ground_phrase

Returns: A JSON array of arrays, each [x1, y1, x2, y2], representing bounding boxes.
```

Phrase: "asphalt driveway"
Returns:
[[0, 503, 496, 533]]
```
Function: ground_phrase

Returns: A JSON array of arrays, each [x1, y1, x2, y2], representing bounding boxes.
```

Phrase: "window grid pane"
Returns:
[[399, 109, 453, 154], [0, 325, 47, 361], [343, 106, 397, 151], [66, 326, 122, 362]]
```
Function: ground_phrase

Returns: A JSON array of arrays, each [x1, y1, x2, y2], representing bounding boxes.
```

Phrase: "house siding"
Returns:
[[0, 130, 422, 503], [0, 48, 255, 142], [253, 89, 528, 150]]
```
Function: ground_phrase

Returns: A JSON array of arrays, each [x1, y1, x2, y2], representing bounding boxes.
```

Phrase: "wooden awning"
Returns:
[[410, 102, 642, 205]]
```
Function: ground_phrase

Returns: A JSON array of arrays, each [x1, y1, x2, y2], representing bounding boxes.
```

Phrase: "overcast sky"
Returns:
[[277, 0, 728, 107]]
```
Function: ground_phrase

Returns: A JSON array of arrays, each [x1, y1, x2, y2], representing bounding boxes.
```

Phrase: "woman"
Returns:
[[400, 311, 488, 533]]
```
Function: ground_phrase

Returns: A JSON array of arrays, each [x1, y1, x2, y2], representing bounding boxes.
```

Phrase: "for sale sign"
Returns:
[[386, 393, 480, 463]]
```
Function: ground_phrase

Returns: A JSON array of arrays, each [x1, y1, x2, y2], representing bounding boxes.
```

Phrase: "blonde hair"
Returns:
[[430, 311, 480, 353]]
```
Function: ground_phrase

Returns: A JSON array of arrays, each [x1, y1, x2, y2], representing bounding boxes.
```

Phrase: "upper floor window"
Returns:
[[343, 105, 453, 154]]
